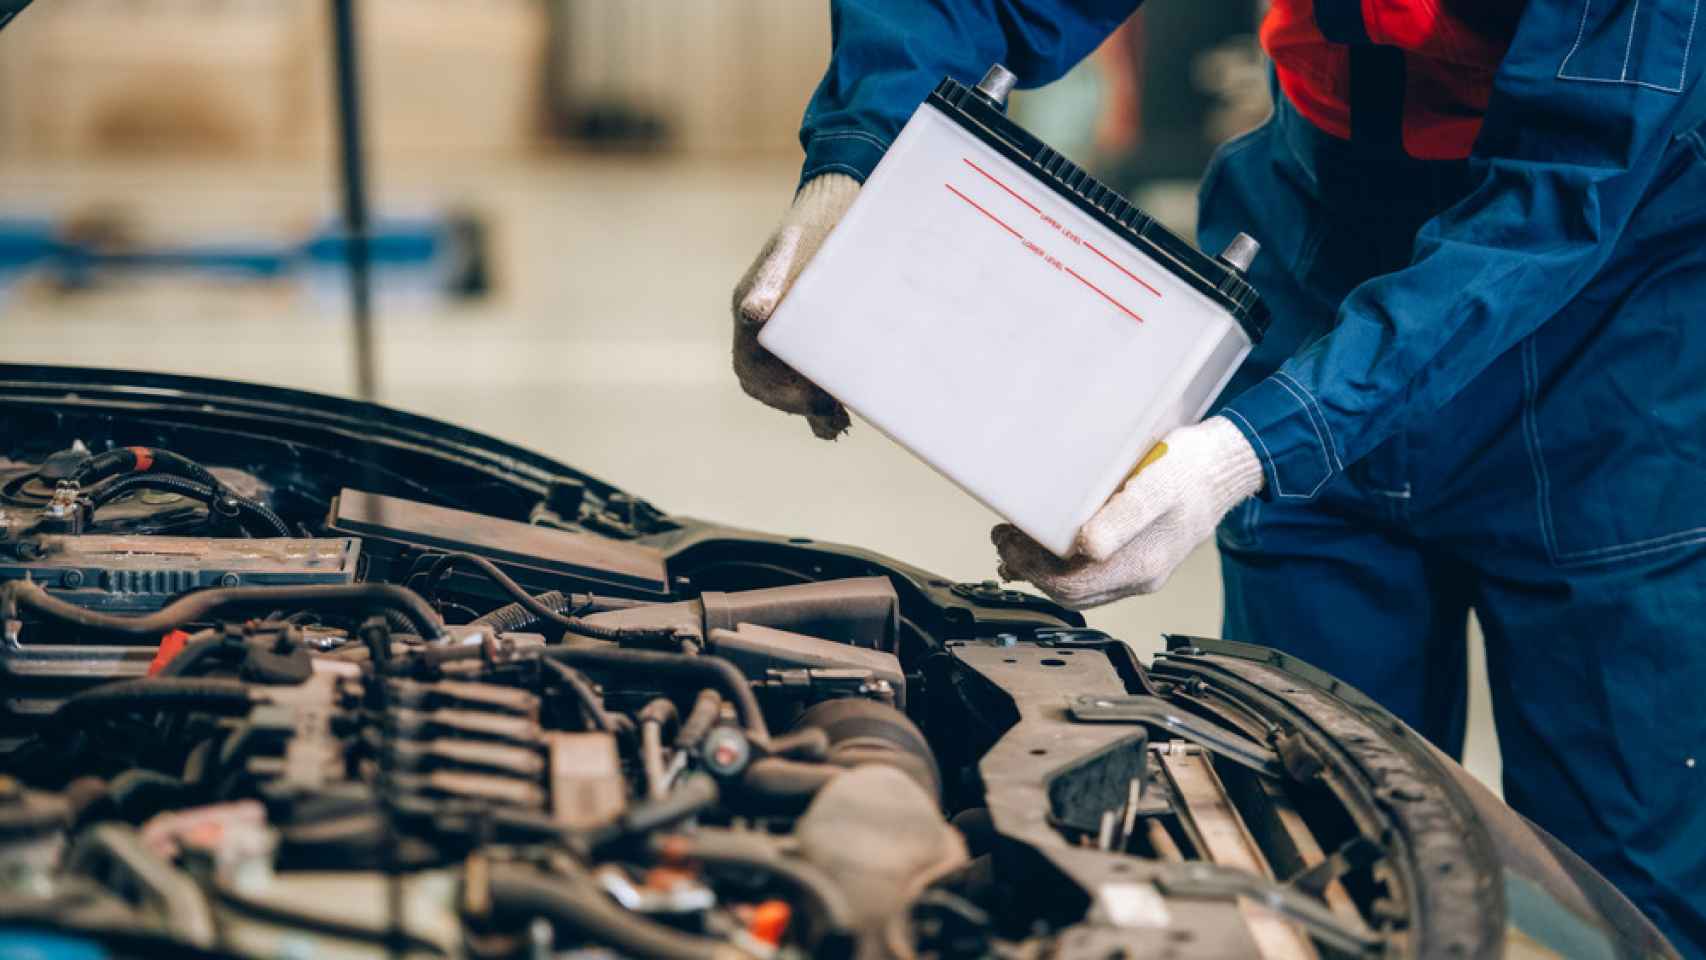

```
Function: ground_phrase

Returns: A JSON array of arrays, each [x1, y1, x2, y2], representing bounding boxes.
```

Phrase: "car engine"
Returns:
[[0, 366, 1676, 960]]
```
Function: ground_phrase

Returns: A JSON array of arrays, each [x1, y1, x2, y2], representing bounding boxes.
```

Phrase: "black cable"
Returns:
[[2, 580, 446, 642], [473, 589, 575, 633], [423, 553, 664, 642], [562, 617, 684, 644], [543, 646, 768, 743], [87, 474, 291, 538], [469, 590, 647, 633], [71, 447, 221, 489], [382, 609, 419, 635], [540, 657, 617, 733], [85, 473, 207, 508], [424, 553, 577, 631], [68, 446, 291, 538]]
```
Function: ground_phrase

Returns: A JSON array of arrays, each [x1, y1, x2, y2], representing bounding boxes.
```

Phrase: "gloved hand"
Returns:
[[993, 416, 1264, 609], [731, 173, 861, 440]]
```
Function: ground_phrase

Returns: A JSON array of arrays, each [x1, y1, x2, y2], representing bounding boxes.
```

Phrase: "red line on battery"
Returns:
[[945, 183, 1023, 240], [962, 158, 1041, 213], [1064, 265, 1145, 324], [1083, 241, 1163, 298], [948, 182, 1144, 323], [966, 155, 1161, 302]]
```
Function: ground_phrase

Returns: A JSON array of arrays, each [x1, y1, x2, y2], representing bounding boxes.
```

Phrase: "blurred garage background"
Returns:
[[0, 0, 1499, 787]]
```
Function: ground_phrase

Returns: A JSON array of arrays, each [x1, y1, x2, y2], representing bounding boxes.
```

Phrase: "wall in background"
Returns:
[[550, 0, 830, 154], [0, 0, 548, 161]]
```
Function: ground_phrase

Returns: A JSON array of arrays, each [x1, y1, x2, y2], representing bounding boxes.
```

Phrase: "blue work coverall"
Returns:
[[797, 1, 1706, 953]]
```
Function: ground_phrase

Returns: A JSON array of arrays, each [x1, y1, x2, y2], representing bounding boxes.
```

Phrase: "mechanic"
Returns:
[[729, 0, 1706, 953]]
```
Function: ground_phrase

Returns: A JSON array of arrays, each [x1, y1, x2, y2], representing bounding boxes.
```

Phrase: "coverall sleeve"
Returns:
[[1219, 0, 1706, 500], [799, 0, 1141, 185]]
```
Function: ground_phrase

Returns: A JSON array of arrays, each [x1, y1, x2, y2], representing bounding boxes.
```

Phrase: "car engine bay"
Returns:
[[0, 366, 1674, 960]]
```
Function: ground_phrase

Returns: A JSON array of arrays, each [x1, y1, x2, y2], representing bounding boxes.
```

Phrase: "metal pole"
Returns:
[[331, 0, 377, 401]]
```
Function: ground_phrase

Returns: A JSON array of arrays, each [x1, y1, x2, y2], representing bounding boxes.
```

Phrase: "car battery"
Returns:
[[0, 535, 361, 614], [760, 65, 1269, 557]]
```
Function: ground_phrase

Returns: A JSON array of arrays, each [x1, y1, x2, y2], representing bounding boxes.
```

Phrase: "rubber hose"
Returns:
[[543, 646, 768, 743], [740, 757, 840, 805], [675, 689, 723, 749], [2, 580, 446, 642], [486, 863, 751, 960], [638, 697, 679, 732], [156, 631, 235, 678], [55, 678, 254, 722], [737, 701, 939, 810], [589, 773, 720, 853], [760, 727, 830, 761], [649, 828, 857, 937], [641, 720, 668, 801]]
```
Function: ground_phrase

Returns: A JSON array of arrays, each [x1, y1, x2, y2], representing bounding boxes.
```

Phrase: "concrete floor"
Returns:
[[0, 152, 1501, 790]]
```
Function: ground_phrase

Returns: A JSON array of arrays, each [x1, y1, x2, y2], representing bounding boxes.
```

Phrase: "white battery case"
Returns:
[[760, 68, 1267, 558]]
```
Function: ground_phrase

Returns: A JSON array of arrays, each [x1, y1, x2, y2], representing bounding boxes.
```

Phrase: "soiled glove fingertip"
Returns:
[[990, 527, 1022, 578], [990, 525, 1034, 566], [807, 405, 851, 441]]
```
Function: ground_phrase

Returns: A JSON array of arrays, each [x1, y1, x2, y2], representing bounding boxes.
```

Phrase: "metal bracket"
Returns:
[[1287, 835, 1382, 900], [1154, 862, 1381, 956], [1069, 694, 1283, 779]]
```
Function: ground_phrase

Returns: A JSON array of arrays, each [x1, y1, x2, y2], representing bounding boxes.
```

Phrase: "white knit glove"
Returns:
[[993, 416, 1264, 609], [731, 173, 861, 440]]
